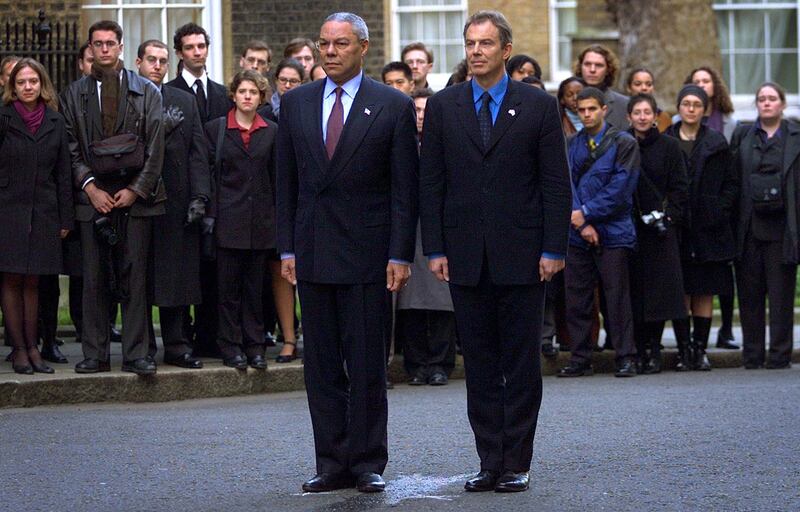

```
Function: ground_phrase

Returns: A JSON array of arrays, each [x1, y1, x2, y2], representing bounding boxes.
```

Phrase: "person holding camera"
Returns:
[[626, 94, 690, 373], [732, 82, 799, 370], [61, 20, 165, 375], [665, 85, 738, 371]]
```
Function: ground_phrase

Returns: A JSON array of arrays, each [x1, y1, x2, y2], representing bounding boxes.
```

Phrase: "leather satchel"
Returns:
[[89, 133, 145, 178]]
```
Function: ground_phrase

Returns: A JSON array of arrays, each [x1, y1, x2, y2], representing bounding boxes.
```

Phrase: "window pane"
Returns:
[[734, 53, 766, 94], [768, 10, 796, 49], [446, 11, 462, 40], [732, 10, 764, 50], [83, 0, 119, 5], [557, 7, 576, 72], [122, 9, 161, 68], [398, 13, 420, 42], [123, 0, 159, 4], [168, 0, 202, 3], [716, 11, 730, 51], [444, 44, 463, 74], [423, 12, 439, 41], [772, 51, 798, 93]]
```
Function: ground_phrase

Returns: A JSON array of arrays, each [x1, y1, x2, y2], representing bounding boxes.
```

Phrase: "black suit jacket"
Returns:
[[166, 74, 233, 123], [276, 76, 419, 284], [419, 79, 572, 286]]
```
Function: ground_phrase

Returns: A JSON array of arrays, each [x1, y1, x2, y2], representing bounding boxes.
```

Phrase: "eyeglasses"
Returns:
[[404, 59, 428, 66], [92, 40, 118, 49], [315, 39, 353, 51], [277, 77, 302, 86]]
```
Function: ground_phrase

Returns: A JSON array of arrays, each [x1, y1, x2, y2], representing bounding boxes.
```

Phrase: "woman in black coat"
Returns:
[[204, 70, 277, 370], [0, 58, 73, 374], [665, 85, 739, 371], [732, 82, 800, 370], [627, 94, 690, 373]]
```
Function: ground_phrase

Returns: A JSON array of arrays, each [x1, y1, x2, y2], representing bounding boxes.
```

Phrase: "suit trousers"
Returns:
[[146, 306, 194, 359], [80, 214, 153, 362], [297, 280, 390, 476], [736, 235, 797, 367], [38, 275, 60, 344], [565, 246, 636, 365], [448, 259, 545, 473], [69, 276, 83, 342], [216, 248, 266, 359], [194, 259, 219, 355], [397, 308, 456, 375]]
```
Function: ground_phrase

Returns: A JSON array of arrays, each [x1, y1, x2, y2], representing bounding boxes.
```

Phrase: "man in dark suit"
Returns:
[[165, 22, 233, 358], [419, 10, 572, 493], [137, 39, 209, 368], [276, 12, 418, 494]]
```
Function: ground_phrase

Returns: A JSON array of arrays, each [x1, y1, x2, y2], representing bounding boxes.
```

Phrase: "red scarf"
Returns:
[[13, 99, 45, 134]]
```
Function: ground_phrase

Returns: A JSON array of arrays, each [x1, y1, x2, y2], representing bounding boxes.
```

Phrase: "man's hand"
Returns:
[[571, 208, 586, 229], [539, 256, 565, 282], [281, 257, 297, 285], [581, 224, 600, 245], [428, 256, 450, 282], [386, 262, 411, 292], [85, 182, 115, 214], [113, 188, 138, 208]]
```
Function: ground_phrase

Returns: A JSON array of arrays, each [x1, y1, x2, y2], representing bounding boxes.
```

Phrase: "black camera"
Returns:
[[93, 215, 120, 246], [640, 210, 668, 235]]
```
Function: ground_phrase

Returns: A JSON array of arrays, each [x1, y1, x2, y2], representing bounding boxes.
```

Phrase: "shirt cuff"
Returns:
[[426, 252, 446, 260], [280, 252, 295, 260], [81, 176, 95, 190], [581, 205, 590, 217], [542, 252, 565, 260], [389, 259, 410, 265]]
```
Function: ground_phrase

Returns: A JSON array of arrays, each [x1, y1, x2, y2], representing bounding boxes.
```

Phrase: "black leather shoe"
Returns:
[[264, 331, 277, 347], [356, 472, 385, 493], [694, 350, 712, 371], [643, 355, 661, 375], [41, 344, 68, 364], [615, 359, 637, 377], [716, 339, 739, 350], [765, 360, 791, 370], [110, 326, 122, 343], [716, 328, 737, 349], [275, 341, 297, 363], [428, 371, 448, 386], [541, 342, 557, 358], [164, 353, 203, 369], [465, 470, 500, 492], [31, 361, 55, 374], [248, 354, 268, 370], [12, 362, 33, 375], [223, 354, 248, 370], [494, 471, 529, 492], [302, 473, 355, 493], [408, 369, 427, 386], [744, 361, 763, 370], [557, 363, 593, 378], [122, 358, 157, 375], [75, 358, 111, 373]]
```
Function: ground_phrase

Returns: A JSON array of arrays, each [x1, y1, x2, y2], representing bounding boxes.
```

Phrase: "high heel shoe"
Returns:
[[13, 363, 34, 375], [31, 361, 55, 374], [275, 340, 298, 363]]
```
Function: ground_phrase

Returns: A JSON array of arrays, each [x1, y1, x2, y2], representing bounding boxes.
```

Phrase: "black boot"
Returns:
[[634, 323, 649, 374], [692, 316, 712, 371], [644, 321, 664, 374], [672, 318, 692, 371]]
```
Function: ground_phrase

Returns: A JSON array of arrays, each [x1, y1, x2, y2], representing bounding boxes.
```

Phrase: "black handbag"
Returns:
[[89, 132, 145, 178]]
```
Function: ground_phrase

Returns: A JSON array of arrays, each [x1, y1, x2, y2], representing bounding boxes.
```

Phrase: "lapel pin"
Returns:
[[508, 109, 516, 117], [364, 108, 371, 116]]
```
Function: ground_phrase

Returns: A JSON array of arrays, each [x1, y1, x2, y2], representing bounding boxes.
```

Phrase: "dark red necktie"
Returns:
[[326, 87, 344, 159]]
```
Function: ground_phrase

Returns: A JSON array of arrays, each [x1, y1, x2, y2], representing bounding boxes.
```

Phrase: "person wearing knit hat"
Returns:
[[676, 84, 708, 112]]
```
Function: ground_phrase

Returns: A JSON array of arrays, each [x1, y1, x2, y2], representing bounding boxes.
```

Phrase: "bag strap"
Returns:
[[575, 127, 620, 181]]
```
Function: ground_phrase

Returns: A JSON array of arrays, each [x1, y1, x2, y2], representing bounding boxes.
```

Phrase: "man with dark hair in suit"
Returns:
[[277, 12, 418, 494], [166, 22, 233, 359], [419, 10, 572, 493], [137, 39, 210, 368]]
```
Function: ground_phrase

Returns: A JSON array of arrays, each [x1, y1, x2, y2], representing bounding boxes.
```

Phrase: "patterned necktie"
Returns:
[[194, 79, 208, 121], [478, 91, 492, 149], [588, 137, 597, 152], [326, 87, 344, 159]]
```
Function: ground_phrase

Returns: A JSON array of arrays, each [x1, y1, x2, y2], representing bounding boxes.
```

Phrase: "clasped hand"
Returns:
[[86, 183, 137, 213]]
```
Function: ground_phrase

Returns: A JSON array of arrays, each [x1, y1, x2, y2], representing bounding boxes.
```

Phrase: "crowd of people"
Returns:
[[0, 13, 795, 384]]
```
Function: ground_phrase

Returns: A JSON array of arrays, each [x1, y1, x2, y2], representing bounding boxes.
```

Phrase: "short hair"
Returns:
[[0, 55, 20, 72], [506, 54, 541, 79], [756, 81, 787, 105], [401, 42, 433, 65], [521, 75, 544, 89], [283, 38, 318, 60], [323, 12, 369, 41], [684, 66, 734, 115], [576, 86, 606, 107], [574, 44, 620, 89], [173, 23, 209, 52], [309, 63, 326, 80], [274, 58, 306, 82], [137, 39, 169, 60], [242, 39, 271, 59], [88, 20, 123, 44], [3, 58, 59, 111], [463, 10, 513, 48], [626, 67, 654, 89], [446, 59, 470, 87], [381, 61, 412, 82], [229, 69, 270, 105], [557, 76, 586, 103], [411, 87, 434, 100], [627, 93, 658, 114], [78, 43, 91, 61]]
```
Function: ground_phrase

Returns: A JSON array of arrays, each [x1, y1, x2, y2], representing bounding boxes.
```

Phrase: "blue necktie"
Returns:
[[478, 91, 492, 149]]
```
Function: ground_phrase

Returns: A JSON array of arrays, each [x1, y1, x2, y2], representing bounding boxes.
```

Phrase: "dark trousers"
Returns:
[[736, 235, 797, 366], [69, 276, 83, 342], [194, 259, 219, 355], [216, 248, 266, 359], [80, 215, 153, 362], [147, 306, 194, 359], [38, 275, 60, 344], [262, 265, 278, 336], [565, 246, 636, 364], [297, 280, 389, 476], [448, 262, 545, 473], [397, 308, 456, 376]]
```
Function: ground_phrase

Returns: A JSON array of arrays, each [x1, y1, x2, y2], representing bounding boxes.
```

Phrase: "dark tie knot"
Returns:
[[481, 91, 491, 107]]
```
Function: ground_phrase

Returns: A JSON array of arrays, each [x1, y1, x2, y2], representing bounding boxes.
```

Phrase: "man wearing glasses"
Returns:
[[402, 42, 434, 91], [276, 12, 418, 494]]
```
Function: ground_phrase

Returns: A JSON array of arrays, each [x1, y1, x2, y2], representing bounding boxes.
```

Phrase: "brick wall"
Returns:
[[0, 2, 80, 26]]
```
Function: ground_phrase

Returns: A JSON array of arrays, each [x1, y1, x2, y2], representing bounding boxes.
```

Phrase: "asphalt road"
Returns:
[[2, 367, 799, 512]]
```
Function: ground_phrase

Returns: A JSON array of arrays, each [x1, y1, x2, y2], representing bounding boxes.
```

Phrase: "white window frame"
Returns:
[[549, 0, 577, 85], [391, 0, 468, 91], [713, 0, 800, 121], [80, 0, 222, 83]]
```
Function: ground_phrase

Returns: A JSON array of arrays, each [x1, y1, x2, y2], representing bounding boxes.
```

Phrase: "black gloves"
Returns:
[[185, 198, 206, 226]]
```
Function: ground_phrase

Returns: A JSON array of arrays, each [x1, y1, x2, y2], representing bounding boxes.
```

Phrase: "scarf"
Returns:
[[91, 60, 124, 137], [12, 99, 45, 134], [566, 109, 584, 131]]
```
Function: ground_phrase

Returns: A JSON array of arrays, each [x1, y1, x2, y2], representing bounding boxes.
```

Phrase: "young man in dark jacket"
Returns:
[[559, 87, 640, 378]]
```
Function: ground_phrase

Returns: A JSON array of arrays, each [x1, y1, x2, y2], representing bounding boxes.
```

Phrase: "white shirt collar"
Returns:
[[181, 67, 207, 92], [323, 71, 363, 101]]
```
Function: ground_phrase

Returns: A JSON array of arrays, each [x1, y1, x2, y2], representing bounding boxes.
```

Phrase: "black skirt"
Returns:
[[682, 260, 734, 296], [630, 226, 687, 322]]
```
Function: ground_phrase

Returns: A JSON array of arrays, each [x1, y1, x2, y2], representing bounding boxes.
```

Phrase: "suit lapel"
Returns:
[[86, 81, 103, 141], [486, 83, 521, 154], [455, 83, 484, 153], [300, 80, 328, 175], [5, 108, 33, 141]]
